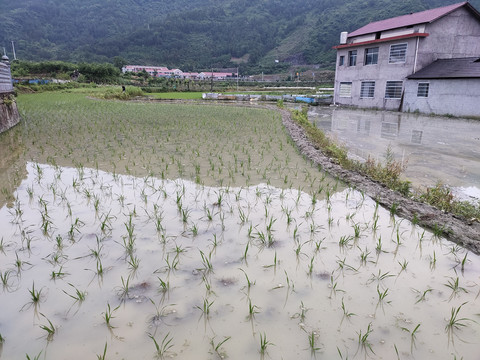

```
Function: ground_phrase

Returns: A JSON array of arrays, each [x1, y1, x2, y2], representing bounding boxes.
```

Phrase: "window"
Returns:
[[385, 81, 403, 99], [365, 47, 379, 65], [339, 56, 345, 66], [360, 81, 375, 98], [339, 82, 352, 97], [417, 83, 429, 97], [389, 43, 408, 63], [348, 50, 357, 66]]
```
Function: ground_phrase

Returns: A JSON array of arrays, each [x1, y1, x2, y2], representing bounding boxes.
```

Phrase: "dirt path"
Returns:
[[271, 105, 480, 254]]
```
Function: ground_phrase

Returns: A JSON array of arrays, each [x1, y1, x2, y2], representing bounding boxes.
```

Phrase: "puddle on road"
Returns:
[[308, 107, 480, 199], [0, 163, 479, 359]]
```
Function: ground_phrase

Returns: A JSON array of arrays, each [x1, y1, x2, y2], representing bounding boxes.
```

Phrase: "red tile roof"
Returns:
[[348, 2, 475, 37], [333, 33, 428, 49]]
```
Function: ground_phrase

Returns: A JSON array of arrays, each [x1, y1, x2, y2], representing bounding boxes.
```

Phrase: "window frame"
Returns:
[[348, 50, 357, 66], [339, 55, 345, 66], [417, 82, 430, 97], [389, 43, 408, 64], [338, 82, 352, 98], [364, 47, 379, 65], [385, 81, 403, 99], [360, 81, 375, 98]]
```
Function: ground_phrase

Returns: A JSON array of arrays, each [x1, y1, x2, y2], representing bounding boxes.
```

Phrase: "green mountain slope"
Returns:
[[1, 0, 479, 71]]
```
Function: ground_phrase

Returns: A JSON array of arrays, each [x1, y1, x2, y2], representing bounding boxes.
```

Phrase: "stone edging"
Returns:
[[273, 105, 480, 254]]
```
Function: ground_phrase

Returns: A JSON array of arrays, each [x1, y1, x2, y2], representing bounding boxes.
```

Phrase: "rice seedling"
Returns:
[[117, 274, 131, 299], [368, 270, 394, 285], [239, 268, 255, 290], [157, 276, 170, 293], [445, 302, 473, 338], [50, 266, 66, 280], [26, 350, 43, 360], [259, 332, 274, 357], [103, 302, 120, 328], [148, 332, 174, 359], [376, 285, 391, 306], [28, 282, 43, 304], [210, 336, 231, 359], [196, 297, 214, 316], [414, 288, 432, 304], [338, 298, 355, 321], [127, 253, 140, 270], [356, 323, 375, 356], [0, 237, 6, 254], [328, 275, 345, 298], [444, 275, 468, 300], [307, 256, 315, 276], [430, 251, 437, 270], [39, 313, 56, 341], [62, 283, 86, 303], [96, 258, 104, 276], [96, 343, 108, 360], [0, 269, 13, 290], [199, 250, 213, 272], [163, 253, 179, 272], [352, 223, 361, 238], [390, 202, 399, 217], [308, 330, 321, 353]]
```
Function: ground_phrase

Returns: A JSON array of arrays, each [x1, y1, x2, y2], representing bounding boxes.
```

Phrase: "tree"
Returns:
[[113, 56, 127, 71]]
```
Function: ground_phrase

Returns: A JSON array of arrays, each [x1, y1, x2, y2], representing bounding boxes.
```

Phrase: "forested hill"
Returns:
[[1, 0, 479, 72]]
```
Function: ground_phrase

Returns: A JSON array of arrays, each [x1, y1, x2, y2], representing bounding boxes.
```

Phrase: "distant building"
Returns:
[[333, 2, 480, 117], [0, 55, 21, 133], [122, 65, 180, 78], [197, 72, 236, 80]]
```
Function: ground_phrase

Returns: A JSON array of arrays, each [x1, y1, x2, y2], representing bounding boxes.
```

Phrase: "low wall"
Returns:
[[0, 93, 21, 133]]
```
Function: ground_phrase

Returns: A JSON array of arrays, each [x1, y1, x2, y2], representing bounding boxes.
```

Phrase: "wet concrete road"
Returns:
[[307, 107, 480, 200]]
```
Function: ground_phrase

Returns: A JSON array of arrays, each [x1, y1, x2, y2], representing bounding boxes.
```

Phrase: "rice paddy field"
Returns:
[[0, 90, 479, 359]]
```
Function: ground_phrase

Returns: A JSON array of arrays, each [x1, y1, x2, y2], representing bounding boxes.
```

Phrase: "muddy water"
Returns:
[[0, 163, 479, 359], [308, 107, 480, 198]]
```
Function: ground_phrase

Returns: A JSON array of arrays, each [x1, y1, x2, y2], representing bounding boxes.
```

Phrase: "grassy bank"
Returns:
[[289, 107, 480, 221]]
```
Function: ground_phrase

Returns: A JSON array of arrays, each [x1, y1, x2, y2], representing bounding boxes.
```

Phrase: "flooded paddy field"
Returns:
[[0, 92, 479, 359], [308, 107, 480, 199]]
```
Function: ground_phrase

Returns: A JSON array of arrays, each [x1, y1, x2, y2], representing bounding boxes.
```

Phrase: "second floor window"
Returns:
[[360, 81, 375, 98], [348, 50, 357, 66], [339, 56, 345, 66], [365, 47, 379, 65], [389, 43, 407, 63]]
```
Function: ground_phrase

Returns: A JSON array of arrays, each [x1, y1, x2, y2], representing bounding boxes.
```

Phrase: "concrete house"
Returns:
[[333, 2, 480, 113], [403, 57, 480, 116]]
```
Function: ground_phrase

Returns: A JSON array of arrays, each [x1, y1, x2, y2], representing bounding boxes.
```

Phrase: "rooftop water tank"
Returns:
[[340, 32, 348, 45]]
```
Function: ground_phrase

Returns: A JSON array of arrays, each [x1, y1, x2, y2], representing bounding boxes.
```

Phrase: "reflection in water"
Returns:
[[0, 128, 26, 208], [309, 107, 480, 196]]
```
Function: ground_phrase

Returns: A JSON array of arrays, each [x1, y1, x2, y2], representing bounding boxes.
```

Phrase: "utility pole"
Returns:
[[11, 41, 16, 60], [236, 67, 239, 92], [210, 68, 213, 92]]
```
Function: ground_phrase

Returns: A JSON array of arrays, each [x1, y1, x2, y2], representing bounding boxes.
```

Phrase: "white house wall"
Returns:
[[403, 79, 480, 117], [334, 38, 417, 110], [416, 7, 480, 70]]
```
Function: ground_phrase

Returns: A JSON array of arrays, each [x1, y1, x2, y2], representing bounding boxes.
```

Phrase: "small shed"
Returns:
[[403, 57, 480, 117]]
